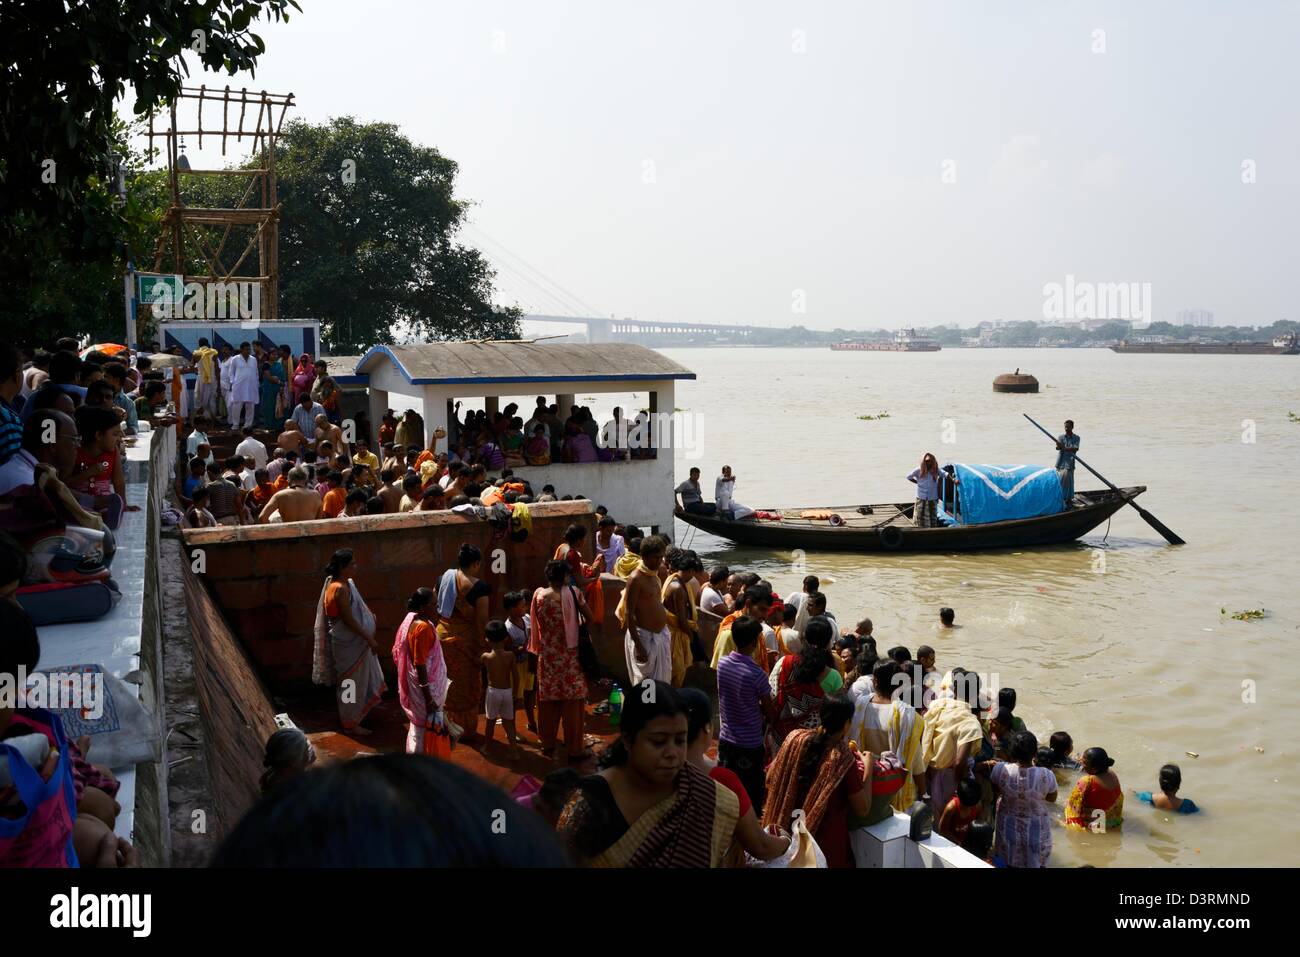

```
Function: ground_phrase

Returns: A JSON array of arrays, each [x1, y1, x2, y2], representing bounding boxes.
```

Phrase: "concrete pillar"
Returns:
[[556, 393, 576, 418], [424, 387, 450, 452], [485, 396, 500, 418]]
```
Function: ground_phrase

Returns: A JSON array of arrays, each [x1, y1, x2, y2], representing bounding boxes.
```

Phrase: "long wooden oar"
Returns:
[[1023, 413, 1185, 545]]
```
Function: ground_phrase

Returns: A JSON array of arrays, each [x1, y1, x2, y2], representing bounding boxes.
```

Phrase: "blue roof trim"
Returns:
[[355, 345, 415, 382], [333, 374, 369, 385], [353, 345, 695, 385]]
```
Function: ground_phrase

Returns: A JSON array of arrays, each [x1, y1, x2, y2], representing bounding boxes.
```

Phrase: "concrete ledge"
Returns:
[[181, 498, 593, 545], [851, 811, 991, 868]]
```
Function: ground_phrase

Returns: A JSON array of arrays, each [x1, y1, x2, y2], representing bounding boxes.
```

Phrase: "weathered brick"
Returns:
[[211, 578, 271, 611], [188, 544, 247, 580], [267, 573, 329, 607]]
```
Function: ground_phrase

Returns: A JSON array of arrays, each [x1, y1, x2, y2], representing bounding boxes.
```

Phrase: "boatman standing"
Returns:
[[1055, 420, 1080, 504]]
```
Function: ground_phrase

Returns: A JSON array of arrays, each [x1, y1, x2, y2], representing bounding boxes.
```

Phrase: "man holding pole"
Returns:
[[1055, 419, 1080, 504]]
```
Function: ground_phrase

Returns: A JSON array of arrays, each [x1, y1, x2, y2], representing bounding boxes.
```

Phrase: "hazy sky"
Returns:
[[138, 0, 1299, 331]]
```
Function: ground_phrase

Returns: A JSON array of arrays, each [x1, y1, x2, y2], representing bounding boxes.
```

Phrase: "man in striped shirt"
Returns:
[[716, 615, 773, 815]]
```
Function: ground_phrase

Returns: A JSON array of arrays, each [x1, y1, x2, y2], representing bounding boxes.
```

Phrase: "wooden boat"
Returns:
[[675, 486, 1144, 552]]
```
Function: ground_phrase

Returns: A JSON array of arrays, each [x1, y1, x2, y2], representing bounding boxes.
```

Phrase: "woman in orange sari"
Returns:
[[1064, 747, 1124, 831], [435, 544, 491, 744], [312, 549, 385, 734]]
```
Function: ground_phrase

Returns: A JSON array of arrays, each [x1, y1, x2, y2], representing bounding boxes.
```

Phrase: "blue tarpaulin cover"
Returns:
[[938, 463, 1064, 526]]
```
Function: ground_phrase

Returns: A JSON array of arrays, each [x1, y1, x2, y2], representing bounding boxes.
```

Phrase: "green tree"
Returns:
[[271, 118, 519, 351], [1, 0, 299, 343]]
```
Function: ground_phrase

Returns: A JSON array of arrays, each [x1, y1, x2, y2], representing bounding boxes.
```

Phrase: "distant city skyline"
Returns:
[[128, 0, 1298, 333]]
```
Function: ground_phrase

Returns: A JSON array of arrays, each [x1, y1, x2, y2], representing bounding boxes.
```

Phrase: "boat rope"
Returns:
[[1101, 516, 1111, 545]]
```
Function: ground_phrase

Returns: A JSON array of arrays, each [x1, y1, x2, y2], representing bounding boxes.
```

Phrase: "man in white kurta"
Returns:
[[226, 342, 260, 430]]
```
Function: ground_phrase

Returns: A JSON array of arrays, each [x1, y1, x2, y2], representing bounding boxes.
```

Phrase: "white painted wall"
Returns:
[[512, 457, 674, 533]]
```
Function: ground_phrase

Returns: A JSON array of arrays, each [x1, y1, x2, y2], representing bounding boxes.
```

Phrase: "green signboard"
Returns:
[[137, 274, 183, 309]]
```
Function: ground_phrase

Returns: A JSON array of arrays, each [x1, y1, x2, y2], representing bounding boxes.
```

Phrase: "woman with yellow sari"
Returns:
[[849, 659, 929, 812], [558, 680, 741, 867], [661, 550, 698, 686], [435, 544, 491, 745], [920, 668, 986, 814]]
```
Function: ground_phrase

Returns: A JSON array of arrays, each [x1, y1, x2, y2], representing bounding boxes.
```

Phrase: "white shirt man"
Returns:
[[699, 583, 728, 617], [226, 347, 259, 430], [235, 432, 268, 469], [185, 428, 210, 458]]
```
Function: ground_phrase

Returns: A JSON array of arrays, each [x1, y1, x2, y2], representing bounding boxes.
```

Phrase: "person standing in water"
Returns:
[[1055, 420, 1080, 504]]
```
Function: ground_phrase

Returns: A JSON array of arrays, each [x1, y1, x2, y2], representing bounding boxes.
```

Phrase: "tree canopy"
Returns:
[[272, 118, 520, 351], [0, 0, 298, 343]]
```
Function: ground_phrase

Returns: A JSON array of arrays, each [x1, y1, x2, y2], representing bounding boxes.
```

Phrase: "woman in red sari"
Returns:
[[763, 694, 870, 868], [435, 544, 491, 745], [1064, 746, 1124, 831], [553, 523, 605, 622], [291, 353, 315, 399]]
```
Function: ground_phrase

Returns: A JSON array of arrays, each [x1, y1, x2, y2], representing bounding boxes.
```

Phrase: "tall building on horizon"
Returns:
[[1176, 308, 1215, 327]]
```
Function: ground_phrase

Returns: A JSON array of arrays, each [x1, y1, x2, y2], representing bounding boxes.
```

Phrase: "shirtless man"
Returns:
[[257, 466, 324, 523], [376, 468, 405, 513], [620, 535, 671, 685], [314, 414, 347, 457], [276, 418, 308, 456]]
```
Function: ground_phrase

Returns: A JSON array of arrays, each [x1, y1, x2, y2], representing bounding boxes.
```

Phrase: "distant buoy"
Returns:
[[993, 370, 1039, 393]]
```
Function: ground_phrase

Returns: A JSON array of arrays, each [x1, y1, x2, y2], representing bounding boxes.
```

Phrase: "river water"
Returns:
[[661, 346, 1298, 868]]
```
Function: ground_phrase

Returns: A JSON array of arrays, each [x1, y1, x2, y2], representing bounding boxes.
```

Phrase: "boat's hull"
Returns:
[[1111, 342, 1295, 355], [831, 342, 942, 352], [675, 487, 1143, 553]]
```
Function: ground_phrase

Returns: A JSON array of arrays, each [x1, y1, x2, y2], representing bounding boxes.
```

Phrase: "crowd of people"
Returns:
[[296, 490, 1201, 869], [1, 339, 1196, 869]]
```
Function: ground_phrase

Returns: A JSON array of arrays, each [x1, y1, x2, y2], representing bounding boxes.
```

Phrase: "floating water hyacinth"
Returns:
[[1221, 607, 1266, 621], [1288, 411, 1300, 422], [857, 411, 890, 421]]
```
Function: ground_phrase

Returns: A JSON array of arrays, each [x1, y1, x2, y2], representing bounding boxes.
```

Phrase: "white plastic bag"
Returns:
[[748, 815, 828, 869]]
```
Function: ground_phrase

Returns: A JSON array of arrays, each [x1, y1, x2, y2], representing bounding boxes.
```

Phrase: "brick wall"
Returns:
[[183, 502, 597, 691]]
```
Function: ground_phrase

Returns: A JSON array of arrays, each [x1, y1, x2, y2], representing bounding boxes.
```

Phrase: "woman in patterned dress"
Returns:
[[529, 559, 592, 763], [976, 730, 1057, 867]]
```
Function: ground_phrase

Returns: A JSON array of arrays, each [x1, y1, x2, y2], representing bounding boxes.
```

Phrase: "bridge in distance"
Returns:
[[522, 314, 778, 343]]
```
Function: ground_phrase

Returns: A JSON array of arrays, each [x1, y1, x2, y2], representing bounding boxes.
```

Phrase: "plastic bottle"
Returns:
[[609, 684, 623, 728]]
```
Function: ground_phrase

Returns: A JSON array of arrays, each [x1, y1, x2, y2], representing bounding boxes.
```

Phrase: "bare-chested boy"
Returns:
[[619, 535, 671, 685], [376, 468, 405, 513], [257, 466, 324, 523], [481, 620, 521, 759]]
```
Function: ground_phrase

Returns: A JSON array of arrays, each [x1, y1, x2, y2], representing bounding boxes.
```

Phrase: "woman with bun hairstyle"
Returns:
[[394, 586, 451, 757], [313, 548, 385, 734], [1064, 746, 1124, 831], [435, 543, 492, 744]]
